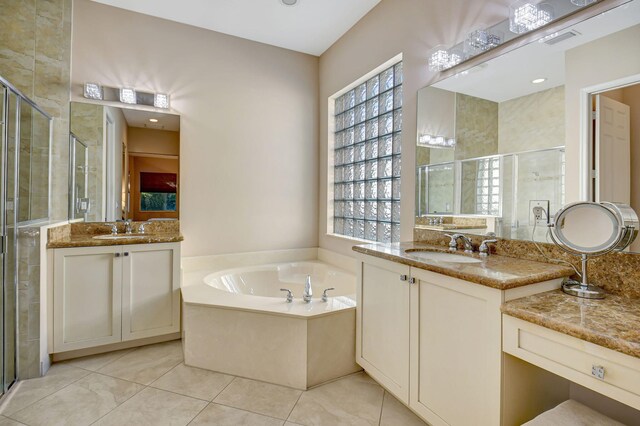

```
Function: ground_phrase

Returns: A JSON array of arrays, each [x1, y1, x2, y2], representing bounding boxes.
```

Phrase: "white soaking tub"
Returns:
[[181, 259, 360, 390]]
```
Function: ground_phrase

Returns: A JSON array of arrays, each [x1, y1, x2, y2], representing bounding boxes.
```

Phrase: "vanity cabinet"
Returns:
[[52, 242, 180, 353], [356, 253, 562, 426], [356, 256, 411, 402]]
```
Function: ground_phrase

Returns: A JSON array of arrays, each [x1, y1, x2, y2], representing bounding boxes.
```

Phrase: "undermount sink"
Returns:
[[93, 233, 148, 240], [406, 251, 482, 264]]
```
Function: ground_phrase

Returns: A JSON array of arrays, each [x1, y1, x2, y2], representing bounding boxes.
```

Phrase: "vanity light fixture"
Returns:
[[531, 77, 547, 84], [427, 46, 462, 72], [83, 83, 103, 100], [418, 134, 456, 149], [464, 28, 503, 57], [509, 1, 554, 34], [119, 87, 137, 104], [154, 93, 170, 109], [571, 0, 596, 6]]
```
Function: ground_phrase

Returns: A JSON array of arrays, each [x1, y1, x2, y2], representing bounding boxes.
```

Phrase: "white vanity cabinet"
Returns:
[[356, 253, 563, 426], [52, 242, 180, 353], [356, 256, 411, 402]]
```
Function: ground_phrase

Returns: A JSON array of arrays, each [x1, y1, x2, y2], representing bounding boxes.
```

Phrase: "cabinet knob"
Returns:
[[124, 252, 129, 257], [400, 274, 408, 281], [409, 277, 416, 285], [114, 253, 121, 258]]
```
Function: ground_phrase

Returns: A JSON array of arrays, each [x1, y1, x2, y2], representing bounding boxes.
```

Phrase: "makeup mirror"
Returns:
[[549, 201, 639, 298]]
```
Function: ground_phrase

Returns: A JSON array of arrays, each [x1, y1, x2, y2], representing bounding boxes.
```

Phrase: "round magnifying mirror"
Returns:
[[553, 202, 622, 255], [549, 201, 639, 299]]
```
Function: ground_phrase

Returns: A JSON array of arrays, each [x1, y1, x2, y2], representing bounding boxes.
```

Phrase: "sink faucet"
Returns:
[[124, 219, 133, 234], [303, 275, 313, 303], [445, 233, 474, 253]]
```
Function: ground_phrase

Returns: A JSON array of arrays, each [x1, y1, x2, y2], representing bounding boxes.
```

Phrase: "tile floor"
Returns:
[[0, 340, 426, 426]]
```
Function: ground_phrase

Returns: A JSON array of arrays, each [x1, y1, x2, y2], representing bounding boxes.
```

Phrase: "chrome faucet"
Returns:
[[445, 233, 474, 253], [124, 219, 133, 234], [303, 275, 313, 303], [109, 223, 118, 235], [479, 239, 498, 257], [138, 222, 151, 234]]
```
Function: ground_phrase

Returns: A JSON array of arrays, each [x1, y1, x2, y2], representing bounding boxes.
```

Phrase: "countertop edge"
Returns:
[[501, 304, 640, 359], [47, 234, 184, 249], [352, 245, 572, 290]]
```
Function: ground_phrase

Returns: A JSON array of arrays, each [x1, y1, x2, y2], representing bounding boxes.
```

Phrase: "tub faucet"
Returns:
[[303, 275, 313, 303]]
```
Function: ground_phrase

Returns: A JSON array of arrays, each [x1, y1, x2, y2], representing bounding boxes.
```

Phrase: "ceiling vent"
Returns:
[[544, 30, 581, 45]]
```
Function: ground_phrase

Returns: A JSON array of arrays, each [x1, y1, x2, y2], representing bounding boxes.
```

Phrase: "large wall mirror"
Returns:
[[69, 102, 180, 222], [415, 0, 640, 251]]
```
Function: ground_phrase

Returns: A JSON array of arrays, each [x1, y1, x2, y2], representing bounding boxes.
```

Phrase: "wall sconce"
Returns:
[[418, 134, 456, 149], [83, 83, 103, 100], [428, 46, 462, 72], [119, 87, 137, 104], [464, 27, 503, 57], [509, 1, 554, 34], [154, 93, 170, 109]]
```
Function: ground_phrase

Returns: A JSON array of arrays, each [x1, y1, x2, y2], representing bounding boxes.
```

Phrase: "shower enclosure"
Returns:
[[0, 76, 52, 395]]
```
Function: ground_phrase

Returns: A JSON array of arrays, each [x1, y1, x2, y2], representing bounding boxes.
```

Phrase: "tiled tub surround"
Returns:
[[414, 228, 640, 298], [47, 221, 183, 248], [181, 248, 361, 390], [503, 290, 640, 358], [352, 242, 573, 290]]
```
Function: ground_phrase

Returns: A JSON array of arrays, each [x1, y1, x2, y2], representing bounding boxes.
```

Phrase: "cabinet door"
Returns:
[[410, 269, 502, 426], [53, 246, 122, 352], [121, 243, 180, 341], [356, 255, 411, 403]]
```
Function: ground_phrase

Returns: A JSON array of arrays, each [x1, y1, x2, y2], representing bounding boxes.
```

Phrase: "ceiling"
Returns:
[[121, 109, 180, 131], [433, 0, 640, 102], [91, 0, 381, 56]]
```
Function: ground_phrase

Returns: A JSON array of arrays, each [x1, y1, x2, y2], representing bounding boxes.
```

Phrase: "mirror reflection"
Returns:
[[69, 102, 180, 222], [415, 0, 640, 249]]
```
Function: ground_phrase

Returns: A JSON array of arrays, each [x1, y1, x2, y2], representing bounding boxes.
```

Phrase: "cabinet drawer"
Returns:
[[503, 315, 640, 410]]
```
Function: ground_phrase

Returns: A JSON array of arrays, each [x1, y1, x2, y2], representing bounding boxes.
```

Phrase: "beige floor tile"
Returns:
[[0, 364, 89, 416], [214, 377, 302, 420], [92, 387, 206, 426], [98, 340, 183, 385], [62, 349, 134, 371], [287, 373, 384, 426], [0, 416, 25, 425], [190, 403, 284, 426], [379, 392, 427, 426], [151, 363, 234, 401], [9, 373, 143, 426]]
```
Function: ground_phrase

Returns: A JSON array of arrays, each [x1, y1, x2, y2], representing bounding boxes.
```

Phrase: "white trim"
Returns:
[[578, 72, 640, 201]]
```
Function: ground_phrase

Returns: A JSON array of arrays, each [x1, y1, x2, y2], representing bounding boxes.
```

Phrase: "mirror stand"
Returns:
[[561, 254, 606, 299]]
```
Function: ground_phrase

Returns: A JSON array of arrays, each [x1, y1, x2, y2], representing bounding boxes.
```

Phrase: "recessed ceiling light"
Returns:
[[532, 78, 547, 84], [149, 118, 159, 123], [281, 0, 298, 6]]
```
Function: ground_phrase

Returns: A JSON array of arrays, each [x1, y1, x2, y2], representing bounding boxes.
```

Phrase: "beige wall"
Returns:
[[72, 0, 319, 256], [318, 0, 510, 256], [565, 24, 640, 203], [128, 128, 180, 156]]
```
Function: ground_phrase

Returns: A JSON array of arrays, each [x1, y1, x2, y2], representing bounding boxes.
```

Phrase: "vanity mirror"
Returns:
[[69, 102, 180, 222], [415, 0, 640, 251], [548, 201, 639, 298]]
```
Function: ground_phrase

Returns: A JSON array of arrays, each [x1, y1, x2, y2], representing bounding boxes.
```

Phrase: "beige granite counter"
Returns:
[[502, 290, 640, 359], [352, 242, 573, 290], [47, 221, 183, 248]]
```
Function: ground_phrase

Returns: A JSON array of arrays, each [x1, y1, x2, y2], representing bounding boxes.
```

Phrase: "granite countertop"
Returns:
[[353, 242, 574, 290], [47, 233, 183, 248], [47, 221, 183, 248], [502, 290, 640, 358]]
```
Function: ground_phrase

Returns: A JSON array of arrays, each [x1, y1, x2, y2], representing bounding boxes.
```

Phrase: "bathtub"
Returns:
[[181, 257, 361, 390]]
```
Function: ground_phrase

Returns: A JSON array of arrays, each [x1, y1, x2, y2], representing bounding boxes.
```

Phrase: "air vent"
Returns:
[[544, 30, 581, 45]]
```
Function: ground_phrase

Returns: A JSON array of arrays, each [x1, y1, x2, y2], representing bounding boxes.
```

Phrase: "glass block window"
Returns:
[[476, 157, 500, 216], [333, 62, 402, 243]]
